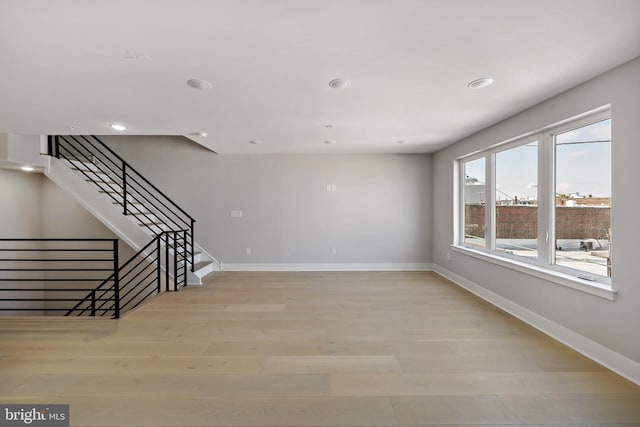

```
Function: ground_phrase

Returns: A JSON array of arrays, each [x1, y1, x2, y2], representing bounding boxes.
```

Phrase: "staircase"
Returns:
[[45, 135, 219, 285]]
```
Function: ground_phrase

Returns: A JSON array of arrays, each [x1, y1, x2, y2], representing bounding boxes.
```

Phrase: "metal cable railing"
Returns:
[[65, 231, 188, 318], [0, 239, 118, 316], [0, 234, 188, 318], [48, 135, 195, 273]]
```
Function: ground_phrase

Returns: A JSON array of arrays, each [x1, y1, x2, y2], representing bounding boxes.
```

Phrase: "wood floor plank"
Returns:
[[332, 372, 640, 396], [67, 396, 398, 427], [390, 395, 521, 425], [1, 271, 638, 426], [264, 355, 402, 374], [1, 355, 266, 374]]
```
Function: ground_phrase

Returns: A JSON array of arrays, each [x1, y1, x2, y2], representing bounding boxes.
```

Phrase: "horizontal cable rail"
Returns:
[[66, 231, 187, 318], [49, 135, 195, 273], [0, 239, 118, 316], [1, 234, 188, 318]]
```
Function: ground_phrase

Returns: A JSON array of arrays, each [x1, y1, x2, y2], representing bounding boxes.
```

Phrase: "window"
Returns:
[[458, 109, 612, 285], [463, 157, 486, 248], [495, 140, 538, 259], [554, 118, 611, 277]]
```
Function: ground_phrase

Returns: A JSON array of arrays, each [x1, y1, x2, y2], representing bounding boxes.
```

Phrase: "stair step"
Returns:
[[72, 168, 109, 176], [84, 177, 115, 184], [112, 201, 145, 207], [93, 184, 122, 193], [194, 261, 212, 272], [64, 159, 99, 172]]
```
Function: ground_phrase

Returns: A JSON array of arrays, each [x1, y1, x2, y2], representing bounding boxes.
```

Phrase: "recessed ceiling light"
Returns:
[[323, 140, 335, 145], [324, 124, 333, 128], [467, 77, 494, 89], [187, 78, 212, 91], [249, 140, 262, 145], [66, 125, 76, 131], [397, 140, 406, 144], [329, 78, 351, 89], [110, 124, 127, 131], [193, 132, 208, 138], [21, 166, 35, 172]]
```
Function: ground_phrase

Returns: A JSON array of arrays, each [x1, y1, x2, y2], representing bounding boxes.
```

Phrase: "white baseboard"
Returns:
[[432, 263, 640, 386], [220, 262, 433, 272]]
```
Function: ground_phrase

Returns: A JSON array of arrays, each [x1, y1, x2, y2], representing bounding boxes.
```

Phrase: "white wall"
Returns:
[[432, 58, 640, 370], [101, 136, 433, 268]]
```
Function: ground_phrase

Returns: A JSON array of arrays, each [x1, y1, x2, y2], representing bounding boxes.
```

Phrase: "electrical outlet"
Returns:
[[331, 247, 337, 256], [230, 210, 243, 218], [326, 184, 332, 192], [245, 247, 252, 255], [331, 184, 337, 192], [447, 252, 451, 261]]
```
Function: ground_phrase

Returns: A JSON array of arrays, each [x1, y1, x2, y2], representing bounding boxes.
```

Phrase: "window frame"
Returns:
[[455, 108, 613, 298], [460, 153, 488, 249]]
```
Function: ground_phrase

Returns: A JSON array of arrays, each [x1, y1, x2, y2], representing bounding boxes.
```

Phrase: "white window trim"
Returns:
[[450, 244, 616, 301], [456, 107, 613, 298]]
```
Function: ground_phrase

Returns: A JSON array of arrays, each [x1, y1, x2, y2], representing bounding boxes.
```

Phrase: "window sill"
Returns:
[[449, 245, 617, 301]]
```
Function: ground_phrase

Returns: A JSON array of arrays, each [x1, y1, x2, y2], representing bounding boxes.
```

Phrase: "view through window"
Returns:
[[459, 111, 612, 282], [554, 119, 611, 277], [463, 157, 485, 248], [495, 141, 538, 259]]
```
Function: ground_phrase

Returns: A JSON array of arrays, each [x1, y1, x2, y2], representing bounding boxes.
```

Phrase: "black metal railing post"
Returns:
[[112, 239, 120, 319], [164, 232, 170, 292], [173, 232, 179, 292], [122, 162, 128, 215], [183, 229, 189, 285], [156, 234, 161, 294], [90, 291, 96, 316], [190, 219, 195, 272], [54, 135, 60, 159]]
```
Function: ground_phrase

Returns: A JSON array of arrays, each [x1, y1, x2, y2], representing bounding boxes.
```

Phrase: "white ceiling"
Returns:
[[1, 0, 639, 154]]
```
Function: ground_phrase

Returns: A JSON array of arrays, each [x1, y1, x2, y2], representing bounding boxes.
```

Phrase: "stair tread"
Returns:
[[85, 178, 114, 183], [112, 201, 145, 206], [194, 261, 213, 270], [72, 168, 108, 174]]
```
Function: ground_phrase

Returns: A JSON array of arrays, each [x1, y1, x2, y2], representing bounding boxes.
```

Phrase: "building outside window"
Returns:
[[459, 109, 611, 283]]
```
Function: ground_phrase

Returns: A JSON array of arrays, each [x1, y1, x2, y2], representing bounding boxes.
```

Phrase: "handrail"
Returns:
[[87, 136, 195, 222], [49, 135, 196, 273]]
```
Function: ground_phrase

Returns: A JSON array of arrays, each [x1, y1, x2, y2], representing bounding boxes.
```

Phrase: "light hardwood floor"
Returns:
[[1, 271, 639, 427]]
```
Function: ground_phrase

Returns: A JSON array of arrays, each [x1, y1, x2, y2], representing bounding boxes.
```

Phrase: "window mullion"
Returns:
[[455, 160, 462, 245], [538, 133, 553, 266], [486, 152, 496, 250]]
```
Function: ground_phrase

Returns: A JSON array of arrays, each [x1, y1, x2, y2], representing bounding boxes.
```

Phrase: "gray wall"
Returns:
[[101, 137, 433, 266], [432, 57, 640, 363], [0, 170, 133, 314], [0, 169, 43, 237], [0, 169, 44, 313]]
